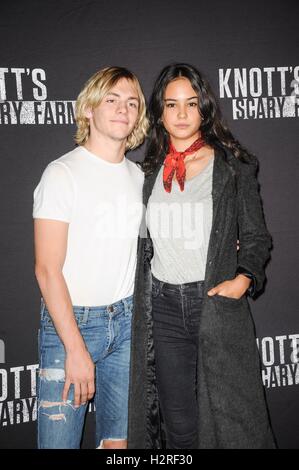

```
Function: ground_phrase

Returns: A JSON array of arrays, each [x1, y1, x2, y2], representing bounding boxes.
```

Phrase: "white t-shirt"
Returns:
[[33, 146, 144, 306]]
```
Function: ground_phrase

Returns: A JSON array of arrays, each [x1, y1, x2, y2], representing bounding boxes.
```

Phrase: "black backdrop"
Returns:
[[0, 0, 298, 449]]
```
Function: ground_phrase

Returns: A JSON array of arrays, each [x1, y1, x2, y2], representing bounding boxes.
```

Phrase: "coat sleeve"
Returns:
[[236, 157, 272, 296]]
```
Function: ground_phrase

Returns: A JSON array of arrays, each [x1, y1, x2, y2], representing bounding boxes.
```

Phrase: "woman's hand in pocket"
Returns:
[[207, 274, 251, 300]]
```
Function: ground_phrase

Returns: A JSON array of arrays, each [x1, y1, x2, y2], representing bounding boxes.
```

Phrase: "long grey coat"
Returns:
[[128, 146, 276, 449]]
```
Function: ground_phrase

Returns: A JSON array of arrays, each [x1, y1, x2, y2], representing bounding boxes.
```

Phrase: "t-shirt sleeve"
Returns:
[[33, 162, 75, 223]]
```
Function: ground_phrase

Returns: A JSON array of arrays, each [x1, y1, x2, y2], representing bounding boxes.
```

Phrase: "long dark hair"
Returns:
[[143, 63, 254, 175]]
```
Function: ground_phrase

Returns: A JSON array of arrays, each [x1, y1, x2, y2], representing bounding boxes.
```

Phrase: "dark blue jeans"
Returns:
[[151, 274, 204, 449]]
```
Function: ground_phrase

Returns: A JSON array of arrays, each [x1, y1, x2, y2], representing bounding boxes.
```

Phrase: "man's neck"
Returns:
[[84, 135, 126, 164]]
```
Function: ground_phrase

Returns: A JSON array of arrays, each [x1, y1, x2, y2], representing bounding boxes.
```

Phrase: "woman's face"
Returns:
[[161, 77, 202, 145]]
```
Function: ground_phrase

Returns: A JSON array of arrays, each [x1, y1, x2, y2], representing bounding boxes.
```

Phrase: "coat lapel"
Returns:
[[139, 162, 163, 242], [143, 162, 163, 208], [204, 147, 233, 287]]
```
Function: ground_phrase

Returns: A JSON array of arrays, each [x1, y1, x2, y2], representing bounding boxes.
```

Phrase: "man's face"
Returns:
[[86, 78, 140, 143]]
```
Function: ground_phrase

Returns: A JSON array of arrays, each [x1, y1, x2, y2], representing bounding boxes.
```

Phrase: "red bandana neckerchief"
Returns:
[[163, 137, 206, 193]]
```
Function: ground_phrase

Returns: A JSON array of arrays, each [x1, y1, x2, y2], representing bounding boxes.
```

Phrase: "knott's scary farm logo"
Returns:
[[257, 334, 299, 388], [219, 66, 299, 119], [0, 67, 75, 125]]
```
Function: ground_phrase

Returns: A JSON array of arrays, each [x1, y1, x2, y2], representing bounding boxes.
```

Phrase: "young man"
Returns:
[[33, 66, 148, 449]]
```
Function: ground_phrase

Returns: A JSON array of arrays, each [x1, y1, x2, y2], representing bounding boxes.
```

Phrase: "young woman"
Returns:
[[128, 63, 276, 449]]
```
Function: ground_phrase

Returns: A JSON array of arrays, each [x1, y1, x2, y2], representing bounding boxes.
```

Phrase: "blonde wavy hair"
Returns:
[[75, 66, 148, 150]]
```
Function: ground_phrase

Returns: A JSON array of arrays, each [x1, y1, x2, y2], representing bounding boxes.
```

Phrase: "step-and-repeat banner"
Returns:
[[0, 0, 298, 449]]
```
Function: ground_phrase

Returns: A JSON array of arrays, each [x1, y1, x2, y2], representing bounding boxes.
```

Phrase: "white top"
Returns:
[[33, 146, 144, 306], [147, 157, 214, 284]]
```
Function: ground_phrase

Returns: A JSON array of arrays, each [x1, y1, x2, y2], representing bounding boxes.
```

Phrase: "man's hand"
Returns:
[[62, 347, 95, 407], [207, 274, 251, 300]]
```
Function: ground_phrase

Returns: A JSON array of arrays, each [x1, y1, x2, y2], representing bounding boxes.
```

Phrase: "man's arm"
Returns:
[[34, 218, 95, 406]]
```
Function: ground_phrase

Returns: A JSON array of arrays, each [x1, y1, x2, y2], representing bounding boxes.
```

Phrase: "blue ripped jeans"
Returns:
[[37, 295, 133, 449]]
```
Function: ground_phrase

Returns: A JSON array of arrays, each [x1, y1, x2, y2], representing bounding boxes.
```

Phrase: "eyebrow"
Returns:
[[106, 92, 139, 101], [164, 96, 198, 101]]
